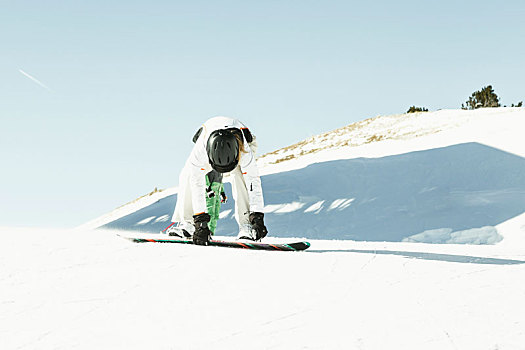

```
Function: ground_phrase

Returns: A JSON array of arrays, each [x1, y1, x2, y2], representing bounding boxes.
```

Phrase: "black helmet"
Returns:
[[206, 129, 239, 173]]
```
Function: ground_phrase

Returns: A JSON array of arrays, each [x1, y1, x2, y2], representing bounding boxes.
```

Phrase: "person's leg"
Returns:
[[230, 166, 253, 238], [170, 165, 195, 236], [205, 172, 223, 234]]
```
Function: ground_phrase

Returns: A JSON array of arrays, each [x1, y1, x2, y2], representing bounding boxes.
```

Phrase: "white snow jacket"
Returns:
[[185, 116, 264, 215]]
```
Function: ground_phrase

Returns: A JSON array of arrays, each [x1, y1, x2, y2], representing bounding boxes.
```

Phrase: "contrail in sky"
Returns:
[[18, 69, 53, 91]]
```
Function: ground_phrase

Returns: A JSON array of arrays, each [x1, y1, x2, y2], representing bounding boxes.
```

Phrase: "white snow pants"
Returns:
[[171, 165, 251, 229]]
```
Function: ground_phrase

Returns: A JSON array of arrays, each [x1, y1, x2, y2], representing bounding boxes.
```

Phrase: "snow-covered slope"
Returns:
[[1, 227, 525, 349], [83, 107, 525, 246], [3, 108, 525, 349], [78, 187, 178, 232], [257, 107, 525, 175]]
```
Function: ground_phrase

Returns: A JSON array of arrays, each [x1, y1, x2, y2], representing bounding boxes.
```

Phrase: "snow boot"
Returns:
[[237, 224, 257, 241], [162, 221, 193, 238]]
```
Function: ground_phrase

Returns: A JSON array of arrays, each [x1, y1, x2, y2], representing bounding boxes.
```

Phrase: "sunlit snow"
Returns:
[[6, 108, 524, 349]]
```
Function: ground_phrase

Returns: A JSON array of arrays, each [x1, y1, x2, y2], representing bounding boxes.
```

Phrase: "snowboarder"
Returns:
[[163, 116, 268, 245]]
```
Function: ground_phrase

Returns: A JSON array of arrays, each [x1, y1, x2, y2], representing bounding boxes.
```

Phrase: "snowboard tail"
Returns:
[[120, 235, 310, 251]]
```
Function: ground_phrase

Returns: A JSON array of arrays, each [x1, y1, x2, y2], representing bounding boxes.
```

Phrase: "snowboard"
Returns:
[[119, 235, 310, 251]]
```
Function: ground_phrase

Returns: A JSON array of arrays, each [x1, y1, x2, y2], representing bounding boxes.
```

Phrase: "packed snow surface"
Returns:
[[4, 108, 525, 349], [1, 227, 525, 349]]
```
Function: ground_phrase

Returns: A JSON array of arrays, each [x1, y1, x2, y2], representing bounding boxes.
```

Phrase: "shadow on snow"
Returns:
[[308, 249, 525, 265], [102, 143, 525, 243]]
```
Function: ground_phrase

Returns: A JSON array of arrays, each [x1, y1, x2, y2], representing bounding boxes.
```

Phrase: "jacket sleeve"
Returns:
[[187, 139, 209, 215], [239, 147, 265, 213]]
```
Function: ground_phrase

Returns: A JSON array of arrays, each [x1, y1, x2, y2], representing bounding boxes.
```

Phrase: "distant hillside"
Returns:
[[258, 107, 524, 174]]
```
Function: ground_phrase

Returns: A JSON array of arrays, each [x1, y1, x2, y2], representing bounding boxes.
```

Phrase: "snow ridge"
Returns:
[[258, 107, 525, 175], [77, 187, 177, 230]]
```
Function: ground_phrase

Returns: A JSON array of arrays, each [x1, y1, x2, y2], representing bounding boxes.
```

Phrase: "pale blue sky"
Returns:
[[1, 0, 524, 227]]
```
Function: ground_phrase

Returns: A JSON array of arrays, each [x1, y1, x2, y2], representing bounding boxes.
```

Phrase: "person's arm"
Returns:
[[187, 140, 209, 215], [187, 141, 214, 245]]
